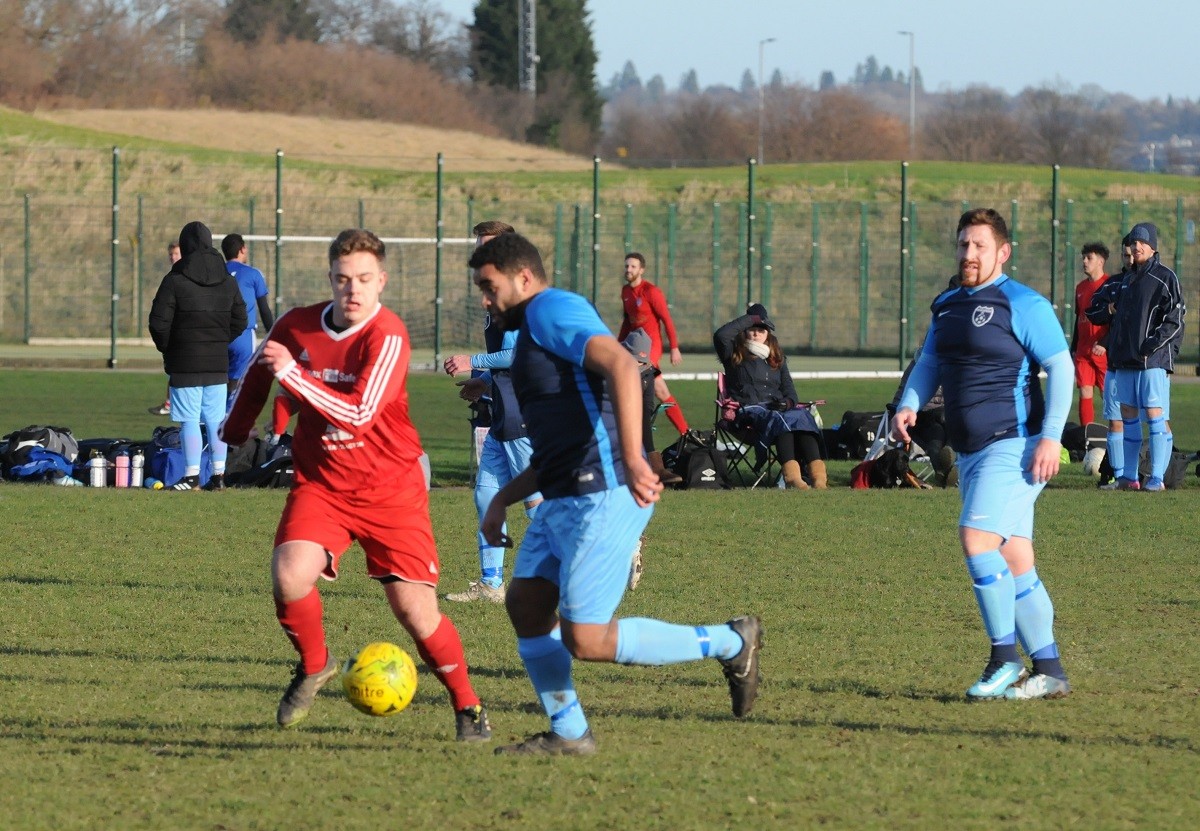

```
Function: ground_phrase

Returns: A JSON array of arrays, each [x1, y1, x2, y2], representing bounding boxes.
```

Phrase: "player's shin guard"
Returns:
[[518, 631, 589, 740], [662, 395, 689, 433], [1148, 416, 1170, 479], [614, 617, 742, 665], [966, 551, 1018, 662], [1013, 568, 1065, 679], [415, 615, 480, 711], [1121, 417, 1142, 481], [275, 588, 328, 674]]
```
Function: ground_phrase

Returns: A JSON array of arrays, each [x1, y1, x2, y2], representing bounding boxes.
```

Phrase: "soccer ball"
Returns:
[[341, 641, 418, 717], [1082, 446, 1106, 478]]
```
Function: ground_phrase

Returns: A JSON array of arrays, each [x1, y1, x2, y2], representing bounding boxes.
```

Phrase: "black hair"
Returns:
[[467, 233, 546, 282]]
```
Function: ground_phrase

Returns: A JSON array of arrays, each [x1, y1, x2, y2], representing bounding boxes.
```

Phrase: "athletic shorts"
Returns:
[[1101, 372, 1121, 420], [170, 384, 227, 426], [514, 487, 652, 625], [957, 436, 1046, 542], [228, 329, 256, 381], [275, 468, 439, 586], [1112, 367, 1171, 417], [477, 433, 540, 502], [1073, 352, 1107, 391]]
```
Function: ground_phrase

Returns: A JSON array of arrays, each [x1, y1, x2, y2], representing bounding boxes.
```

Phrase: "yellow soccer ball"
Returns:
[[341, 642, 418, 717]]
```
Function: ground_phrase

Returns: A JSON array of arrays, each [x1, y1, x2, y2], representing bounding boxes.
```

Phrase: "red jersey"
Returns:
[[1073, 275, 1110, 357], [223, 302, 423, 492], [618, 280, 678, 365]]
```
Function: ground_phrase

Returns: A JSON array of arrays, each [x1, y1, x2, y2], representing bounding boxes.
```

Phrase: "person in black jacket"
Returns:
[[149, 221, 247, 491], [714, 305, 826, 489]]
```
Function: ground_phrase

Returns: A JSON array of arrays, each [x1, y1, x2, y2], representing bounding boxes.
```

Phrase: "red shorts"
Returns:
[[275, 471, 440, 586], [1074, 353, 1107, 390]]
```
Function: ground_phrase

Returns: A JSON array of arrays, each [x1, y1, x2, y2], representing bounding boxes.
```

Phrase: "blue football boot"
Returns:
[[966, 660, 1028, 700]]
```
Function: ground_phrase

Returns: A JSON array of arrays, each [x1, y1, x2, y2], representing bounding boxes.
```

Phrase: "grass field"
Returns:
[[1, 370, 1198, 829]]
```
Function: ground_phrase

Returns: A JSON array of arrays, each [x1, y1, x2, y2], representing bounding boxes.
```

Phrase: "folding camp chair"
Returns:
[[714, 374, 826, 489], [863, 410, 937, 485]]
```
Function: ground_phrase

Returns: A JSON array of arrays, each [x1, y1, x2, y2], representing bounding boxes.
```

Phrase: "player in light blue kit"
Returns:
[[893, 208, 1073, 701], [221, 233, 274, 406], [468, 233, 763, 756], [443, 220, 542, 603]]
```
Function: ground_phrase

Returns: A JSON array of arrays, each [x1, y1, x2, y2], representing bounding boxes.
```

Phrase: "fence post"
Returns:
[[571, 204, 582, 294], [247, 197, 256, 267], [761, 202, 774, 309], [358, 198, 365, 229], [736, 202, 747, 308], [23, 193, 31, 344], [1008, 200, 1020, 280], [667, 203, 677, 307], [552, 203, 564, 285], [434, 152, 444, 367], [109, 146, 120, 369], [810, 204, 820, 350], [274, 149, 283, 318], [906, 200, 917, 361], [591, 156, 600, 305], [746, 157, 756, 304], [858, 202, 869, 350], [711, 202, 722, 332], [624, 203, 633, 254], [1063, 199, 1076, 336], [1050, 165, 1061, 325], [1176, 197, 1185, 276], [136, 194, 144, 339], [898, 161, 909, 370], [1120, 200, 1129, 237]]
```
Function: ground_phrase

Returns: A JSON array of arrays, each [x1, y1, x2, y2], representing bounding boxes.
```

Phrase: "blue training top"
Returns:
[[900, 274, 1071, 454], [227, 260, 269, 332], [511, 288, 626, 499]]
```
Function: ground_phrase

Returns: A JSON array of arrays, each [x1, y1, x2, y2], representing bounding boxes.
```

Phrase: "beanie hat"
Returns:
[[622, 328, 653, 364], [1128, 222, 1158, 251]]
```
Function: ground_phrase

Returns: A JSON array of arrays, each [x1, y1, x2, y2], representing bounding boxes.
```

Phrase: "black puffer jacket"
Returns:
[[148, 221, 247, 386]]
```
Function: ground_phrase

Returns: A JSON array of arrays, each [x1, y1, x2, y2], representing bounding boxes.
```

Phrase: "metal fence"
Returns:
[[2, 147, 1197, 368]]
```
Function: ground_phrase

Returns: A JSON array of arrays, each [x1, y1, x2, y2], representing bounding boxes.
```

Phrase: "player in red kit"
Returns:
[[617, 252, 689, 435], [221, 229, 491, 741], [1072, 242, 1111, 425]]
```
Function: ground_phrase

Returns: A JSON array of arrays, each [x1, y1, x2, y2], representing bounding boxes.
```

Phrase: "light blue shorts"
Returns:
[[478, 434, 540, 499], [514, 487, 652, 625], [1112, 367, 1171, 417], [170, 384, 228, 427], [957, 436, 1046, 542], [1101, 372, 1121, 420]]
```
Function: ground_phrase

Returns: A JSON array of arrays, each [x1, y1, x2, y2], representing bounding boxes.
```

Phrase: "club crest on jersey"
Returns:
[[972, 305, 995, 327]]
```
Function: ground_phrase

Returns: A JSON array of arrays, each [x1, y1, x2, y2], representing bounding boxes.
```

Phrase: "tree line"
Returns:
[[2, 1, 1197, 171]]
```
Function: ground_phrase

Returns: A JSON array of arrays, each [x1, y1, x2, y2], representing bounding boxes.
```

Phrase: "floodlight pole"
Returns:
[[757, 38, 776, 165], [898, 31, 915, 156]]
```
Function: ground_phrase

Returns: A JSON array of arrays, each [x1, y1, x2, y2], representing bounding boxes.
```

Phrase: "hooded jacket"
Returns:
[[1089, 253, 1184, 372], [148, 221, 248, 386]]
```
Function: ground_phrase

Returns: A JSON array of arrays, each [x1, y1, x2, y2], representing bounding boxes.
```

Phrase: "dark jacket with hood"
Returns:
[[1085, 253, 1184, 372], [148, 221, 247, 386]]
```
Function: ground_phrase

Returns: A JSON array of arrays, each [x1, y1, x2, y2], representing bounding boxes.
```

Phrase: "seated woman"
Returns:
[[713, 305, 827, 489]]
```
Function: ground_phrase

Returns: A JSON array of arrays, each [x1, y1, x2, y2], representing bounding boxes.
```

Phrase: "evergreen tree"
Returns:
[[740, 69, 756, 95], [818, 70, 835, 91], [224, 0, 320, 44], [769, 68, 783, 90], [679, 68, 699, 94], [645, 74, 665, 101], [469, 0, 601, 147]]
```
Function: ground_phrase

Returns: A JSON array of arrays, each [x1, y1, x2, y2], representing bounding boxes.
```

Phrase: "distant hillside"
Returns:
[[34, 109, 594, 173]]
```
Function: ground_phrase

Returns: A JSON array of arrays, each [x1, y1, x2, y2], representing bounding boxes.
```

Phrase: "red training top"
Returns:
[[1073, 275, 1110, 358], [618, 280, 678, 367]]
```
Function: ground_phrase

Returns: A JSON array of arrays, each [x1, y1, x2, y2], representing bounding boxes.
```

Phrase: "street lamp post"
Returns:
[[898, 30, 915, 156], [757, 37, 776, 164]]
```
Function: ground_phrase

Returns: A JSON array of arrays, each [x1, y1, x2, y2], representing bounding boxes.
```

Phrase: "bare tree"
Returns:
[[921, 87, 1029, 163]]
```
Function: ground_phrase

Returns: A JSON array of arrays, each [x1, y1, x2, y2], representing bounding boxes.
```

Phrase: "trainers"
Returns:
[[277, 653, 339, 727], [455, 704, 493, 742], [720, 616, 763, 717], [494, 729, 597, 756], [1004, 673, 1071, 700], [148, 402, 170, 415], [1097, 478, 1119, 490], [628, 537, 645, 591], [445, 580, 506, 603], [1143, 477, 1166, 492], [169, 475, 200, 491], [201, 473, 226, 491], [1116, 477, 1141, 491], [966, 660, 1028, 700]]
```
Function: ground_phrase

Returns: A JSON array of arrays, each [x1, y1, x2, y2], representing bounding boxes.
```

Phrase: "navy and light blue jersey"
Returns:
[[511, 288, 625, 499], [478, 321, 526, 442], [227, 261, 268, 332], [900, 274, 1070, 454]]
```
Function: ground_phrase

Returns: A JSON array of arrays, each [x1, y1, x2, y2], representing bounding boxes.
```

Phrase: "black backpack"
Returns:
[[1, 425, 79, 478], [663, 430, 729, 490], [833, 411, 886, 460]]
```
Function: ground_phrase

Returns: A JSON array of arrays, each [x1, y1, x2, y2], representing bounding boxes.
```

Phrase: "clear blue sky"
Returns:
[[439, 0, 1199, 101]]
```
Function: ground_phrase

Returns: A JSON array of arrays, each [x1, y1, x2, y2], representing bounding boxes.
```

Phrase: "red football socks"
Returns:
[[415, 615, 480, 711], [663, 395, 689, 433], [275, 588, 329, 674], [1078, 396, 1094, 426]]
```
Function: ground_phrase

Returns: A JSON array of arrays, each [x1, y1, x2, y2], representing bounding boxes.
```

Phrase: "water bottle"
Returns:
[[115, 450, 130, 488], [88, 450, 107, 488], [130, 449, 144, 488]]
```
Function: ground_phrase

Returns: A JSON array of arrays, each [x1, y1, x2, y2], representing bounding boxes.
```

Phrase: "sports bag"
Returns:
[[1, 425, 79, 477]]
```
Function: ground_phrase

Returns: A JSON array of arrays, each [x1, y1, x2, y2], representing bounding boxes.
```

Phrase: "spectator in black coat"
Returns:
[[149, 220, 246, 490]]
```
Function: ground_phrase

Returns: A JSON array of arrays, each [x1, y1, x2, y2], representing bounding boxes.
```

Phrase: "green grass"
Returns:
[[0, 370, 1198, 829]]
